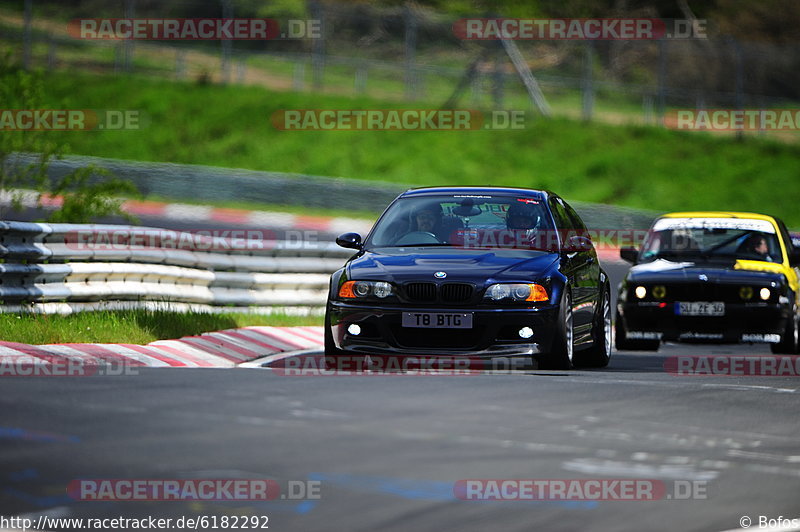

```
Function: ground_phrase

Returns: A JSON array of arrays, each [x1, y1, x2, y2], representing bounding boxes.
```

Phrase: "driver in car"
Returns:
[[408, 203, 464, 243], [390, 203, 464, 245], [741, 233, 776, 262], [506, 203, 538, 230], [414, 204, 442, 234], [504, 202, 546, 250]]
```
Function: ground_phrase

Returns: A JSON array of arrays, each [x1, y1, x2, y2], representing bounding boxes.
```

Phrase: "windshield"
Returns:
[[639, 217, 783, 263], [366, 195, 557, 250]]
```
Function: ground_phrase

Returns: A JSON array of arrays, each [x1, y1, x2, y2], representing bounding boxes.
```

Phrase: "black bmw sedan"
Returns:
[[324, 187, 611, 370]]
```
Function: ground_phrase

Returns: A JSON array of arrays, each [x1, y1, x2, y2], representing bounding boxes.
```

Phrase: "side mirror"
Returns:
[[789, 248, 800, 268], [620, 247, 639, 264], [336, 232, 363, 250]]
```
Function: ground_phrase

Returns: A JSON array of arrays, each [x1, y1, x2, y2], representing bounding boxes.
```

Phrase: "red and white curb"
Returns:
[[12, 190, 375, 235], [0, 326, 324, 369]]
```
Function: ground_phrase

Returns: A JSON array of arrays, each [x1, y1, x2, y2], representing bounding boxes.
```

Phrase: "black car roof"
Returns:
[[399, 186, 551, 200]]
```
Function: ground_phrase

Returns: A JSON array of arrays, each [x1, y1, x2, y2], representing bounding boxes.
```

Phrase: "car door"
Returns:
[[550, 197, 599, 341], [774, 217, 800, 301]]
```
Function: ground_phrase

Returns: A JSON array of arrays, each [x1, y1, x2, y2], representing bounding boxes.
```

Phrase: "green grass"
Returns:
[[0, 309, 321, 345], [29, 71, 800, 228]]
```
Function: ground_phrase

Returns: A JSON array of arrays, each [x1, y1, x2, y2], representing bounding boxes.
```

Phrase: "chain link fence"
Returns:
[[7, 0, 799, 125]]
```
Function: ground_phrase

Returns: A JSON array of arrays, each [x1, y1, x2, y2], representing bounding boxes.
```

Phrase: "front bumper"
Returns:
[[327, 301, 560, 357], [619, 300, 791, 343]]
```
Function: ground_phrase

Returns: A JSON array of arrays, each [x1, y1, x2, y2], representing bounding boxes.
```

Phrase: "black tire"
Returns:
[[771, 299, 798, 354], [574, 283, 612, 368], [537, 290, 573, 370], [614, 310, 660, 352]]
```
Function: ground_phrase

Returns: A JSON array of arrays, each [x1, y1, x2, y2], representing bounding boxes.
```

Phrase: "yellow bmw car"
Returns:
[[616, 211, 800, 353]]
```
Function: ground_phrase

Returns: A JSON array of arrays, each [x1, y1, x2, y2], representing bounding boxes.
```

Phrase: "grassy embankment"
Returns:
[[34, 71, 800, 227], [0, 310, 320, 345]]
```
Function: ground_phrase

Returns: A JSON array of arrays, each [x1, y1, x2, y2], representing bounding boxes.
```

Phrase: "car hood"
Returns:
[[627, 259, 784, 284], [347, 248, 560, 284]]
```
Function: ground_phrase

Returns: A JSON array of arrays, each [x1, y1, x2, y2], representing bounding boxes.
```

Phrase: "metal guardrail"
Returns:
[[4, 154, 663, 232], [4, 153, 405, 214], [0, 221, 353, 312]]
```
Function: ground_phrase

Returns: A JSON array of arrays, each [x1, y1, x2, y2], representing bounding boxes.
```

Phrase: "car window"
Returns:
[[640, 219, 783, 263], [774, 217, 794, 259], [367, 195, 556, 250], [548, 198, 572, 231], [562, 199, 590, 235]]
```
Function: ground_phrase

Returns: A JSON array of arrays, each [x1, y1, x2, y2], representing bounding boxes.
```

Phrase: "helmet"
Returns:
[[506, 201, 540, 230]]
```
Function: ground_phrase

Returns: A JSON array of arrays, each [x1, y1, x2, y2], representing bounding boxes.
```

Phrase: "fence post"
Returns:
[[123, 0, 135, 72], [236, 59, 246, 83], [404, 4, 418, 100], [221, 0, 233, 83], [657, 39, 667, 125], [175, 48, 186, 79], [47, 37, 56, 71], [23, 0, 32, 69], [582, 40, 595, 121], [293, 61, 305, 90], [731, 36, 744, 140], [470, 72, 481, 105], [310, 0, 325, 90], [492, 59, 504, 110], [643, 94, 654, 124], [354, 63, 367, 94], [114, 43, 123, 73]]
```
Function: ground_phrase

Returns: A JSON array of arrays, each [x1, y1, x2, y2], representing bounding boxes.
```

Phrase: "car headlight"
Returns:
[[484, 283, 548, 302], [339, 280, 394, 299]]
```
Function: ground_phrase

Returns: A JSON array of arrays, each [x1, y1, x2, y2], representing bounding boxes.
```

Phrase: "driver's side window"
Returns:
[[548, 199, 572, 232]]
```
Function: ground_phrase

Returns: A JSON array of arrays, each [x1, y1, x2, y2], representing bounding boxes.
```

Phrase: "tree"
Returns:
[[0, 49, 139, 223]]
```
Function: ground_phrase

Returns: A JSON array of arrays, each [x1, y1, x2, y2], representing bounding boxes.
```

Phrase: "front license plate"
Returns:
[[402, 312, 473, 329], [675, 302, 725, 316]]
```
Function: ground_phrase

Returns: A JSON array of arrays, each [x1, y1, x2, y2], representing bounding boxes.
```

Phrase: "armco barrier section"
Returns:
[[0, 221, 353, 312], [4, 153, 662, 231]]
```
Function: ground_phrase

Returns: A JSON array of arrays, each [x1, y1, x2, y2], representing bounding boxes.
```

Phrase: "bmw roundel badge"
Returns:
[[434, 271, 447, 279]]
